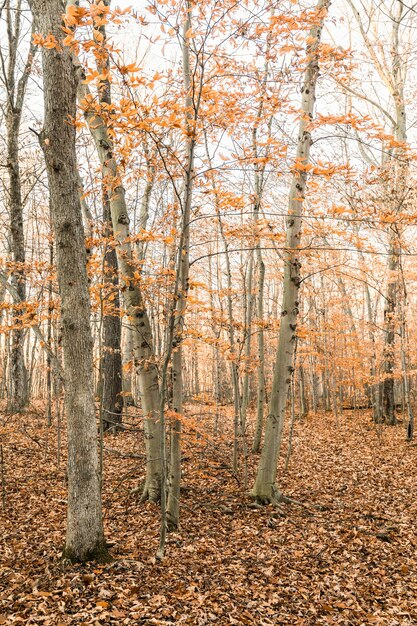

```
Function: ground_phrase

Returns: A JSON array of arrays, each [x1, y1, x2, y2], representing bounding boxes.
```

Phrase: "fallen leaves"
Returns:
[[1, 406, 417, 624]]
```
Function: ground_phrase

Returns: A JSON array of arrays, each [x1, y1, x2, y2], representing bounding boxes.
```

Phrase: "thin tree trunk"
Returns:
[[251, 0, 330, 503], [240, 253, 254, 429], [382, 231, 399, 425], [4, 2, 34, 412], [167, 5, 198, 529], [253, 255, 265, 453], [101, 198, 123, 432], [248, 16, 274, 452], [92, 4, 123, 432], [77, 32, 161, 501]]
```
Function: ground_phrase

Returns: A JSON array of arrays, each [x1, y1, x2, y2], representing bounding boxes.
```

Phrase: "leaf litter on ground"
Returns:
[[1, 402, 417, 625]]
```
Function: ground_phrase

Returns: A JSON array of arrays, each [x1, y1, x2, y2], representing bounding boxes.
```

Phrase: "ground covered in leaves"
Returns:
[[1, 403, 417, 625]]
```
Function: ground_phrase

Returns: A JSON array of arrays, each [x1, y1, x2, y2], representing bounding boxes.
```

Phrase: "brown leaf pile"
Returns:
[[1, 405, 417, 625]]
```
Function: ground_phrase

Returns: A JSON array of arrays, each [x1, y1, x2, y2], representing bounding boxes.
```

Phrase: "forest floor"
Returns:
[[1, 403, 417, 625]]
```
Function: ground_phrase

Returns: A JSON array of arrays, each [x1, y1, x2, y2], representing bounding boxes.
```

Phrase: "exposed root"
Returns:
[[250, 484, 319, 512], [130, 481, 160, 504]]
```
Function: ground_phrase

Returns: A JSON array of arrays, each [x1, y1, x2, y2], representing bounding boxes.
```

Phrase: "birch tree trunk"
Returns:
[[251, 0, 330, 503], [29, 0, 108, 562]]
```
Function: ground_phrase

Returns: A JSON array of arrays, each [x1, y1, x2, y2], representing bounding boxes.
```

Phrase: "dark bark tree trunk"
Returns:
[[381, 239, 399, 425], [94, 2, 123, 432], [101, 194, 123, 431], [3, 1, 34, 412]]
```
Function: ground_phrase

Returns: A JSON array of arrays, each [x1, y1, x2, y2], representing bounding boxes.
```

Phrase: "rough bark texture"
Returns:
[[251, 0, 330, 503], [381, 239, 399, 424], [7, 111, 29, 413], [29, 0, 108, 563], [5, 2, 33, 412]]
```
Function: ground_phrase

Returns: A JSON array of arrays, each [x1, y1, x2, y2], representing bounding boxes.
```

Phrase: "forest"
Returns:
[[1, 0, 417, 624]]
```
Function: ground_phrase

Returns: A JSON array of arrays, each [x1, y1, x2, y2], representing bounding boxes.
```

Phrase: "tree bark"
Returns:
[[167, 5, 197, 529], [77, 42, 162, 501], [29, 0, 109, 563], [3, 1, 34, 412], [251, 0, 330, 503], [93, 1, 123, 432], [101, 193, 123, 431]]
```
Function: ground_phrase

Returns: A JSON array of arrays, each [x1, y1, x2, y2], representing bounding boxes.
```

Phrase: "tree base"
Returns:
[[131, 479, 160, 503], [250, 483, 282, 506], [62, 540, 113, 565], [167, 515, 178, 532]]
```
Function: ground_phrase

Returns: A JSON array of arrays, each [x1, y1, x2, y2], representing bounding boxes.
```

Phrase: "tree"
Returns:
[[251, 0, 331, 504], [0, 1, 35, 412], [166, 2, 196, 530], [346, 0, 410, 425], [29, 0, 109, 563], [74, 3, 162, 501], [94, 0, 123, 432]]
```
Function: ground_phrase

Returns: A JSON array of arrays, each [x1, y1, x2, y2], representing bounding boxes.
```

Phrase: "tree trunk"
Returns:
[[29, 0, 108, 563], [93, 4, 123, 432], [7, 112, 29, 413], [122, 321, 134, 405], [252, 255, 265, 453], [381, 235, 399, 425], [167, 6, 197, 529], [4, 2, 34, 412], [251, 0, 330, 503], [240, 252, 254, 429], [77, 35, 162, 501], [101, 194, 123, 431]]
